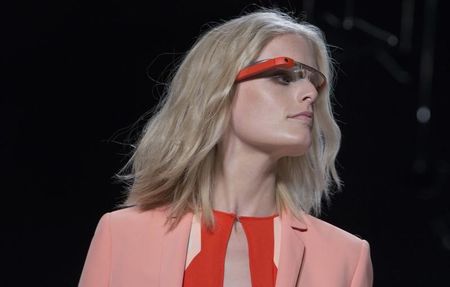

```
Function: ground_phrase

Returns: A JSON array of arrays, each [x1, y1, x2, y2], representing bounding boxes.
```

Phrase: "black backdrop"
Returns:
[[3, 0, 450, 286]]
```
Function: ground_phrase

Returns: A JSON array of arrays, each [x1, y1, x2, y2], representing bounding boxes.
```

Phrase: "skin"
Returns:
[[212, 33, 320, 286], [214, 33, 319, 217]]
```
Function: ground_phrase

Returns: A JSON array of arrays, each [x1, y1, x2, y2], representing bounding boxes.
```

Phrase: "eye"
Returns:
[[294, 68, 307, 79], [272, 71, 295, 85]]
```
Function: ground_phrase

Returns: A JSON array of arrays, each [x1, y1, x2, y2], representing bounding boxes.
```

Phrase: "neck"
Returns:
[[212, 138, 278, 217]]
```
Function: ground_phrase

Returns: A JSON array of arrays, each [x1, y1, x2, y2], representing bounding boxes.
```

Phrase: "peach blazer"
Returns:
[[79, 206, 373, 287]]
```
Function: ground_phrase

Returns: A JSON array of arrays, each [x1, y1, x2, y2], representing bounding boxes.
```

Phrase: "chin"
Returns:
[[287, 148, 309, 157], [273, 142, 311, 159]]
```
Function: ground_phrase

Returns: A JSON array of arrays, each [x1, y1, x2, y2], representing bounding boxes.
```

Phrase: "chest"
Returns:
[[183, 211, 279, 287], [223, 223, 252, 287]]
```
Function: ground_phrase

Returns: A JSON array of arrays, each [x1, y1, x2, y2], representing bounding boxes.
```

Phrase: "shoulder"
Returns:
[[301, 213, 368, 248], [98, 206, 170, 235], [107, 205, 167, 220], [81, 206, 176, 285], [296, 213, 373, 285], [300, 213, 372, 271]]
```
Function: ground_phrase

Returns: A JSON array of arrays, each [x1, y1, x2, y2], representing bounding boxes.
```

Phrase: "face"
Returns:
[[228, 34, 320, 159]]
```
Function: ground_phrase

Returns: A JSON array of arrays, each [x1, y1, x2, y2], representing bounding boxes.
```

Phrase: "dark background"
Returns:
[[3, 0, 449, 286]]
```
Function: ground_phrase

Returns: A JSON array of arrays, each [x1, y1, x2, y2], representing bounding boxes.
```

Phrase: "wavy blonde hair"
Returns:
[[117, 8, 341, 228]]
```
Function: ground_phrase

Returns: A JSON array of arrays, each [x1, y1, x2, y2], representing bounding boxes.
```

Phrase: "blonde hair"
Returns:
[[117, 8, 341, 228]]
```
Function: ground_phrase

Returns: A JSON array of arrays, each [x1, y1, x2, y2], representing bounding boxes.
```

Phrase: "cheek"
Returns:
[[229, 83, 313, 156], [230, 84, 282, 137]]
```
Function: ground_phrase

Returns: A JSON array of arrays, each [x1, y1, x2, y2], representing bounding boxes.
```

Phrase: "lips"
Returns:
[[289, 111, 313, 119]]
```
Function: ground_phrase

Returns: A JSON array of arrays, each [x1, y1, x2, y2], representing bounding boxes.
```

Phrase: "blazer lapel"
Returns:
[[275, 212, 308, 287], [158, 210, 308, 287], [159, 212, 193, 287]]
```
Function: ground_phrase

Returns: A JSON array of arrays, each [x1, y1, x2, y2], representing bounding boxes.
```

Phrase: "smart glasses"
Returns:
[[235, 56, 326, 90]]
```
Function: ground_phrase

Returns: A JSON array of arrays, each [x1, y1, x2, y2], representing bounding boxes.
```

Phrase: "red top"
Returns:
[[183, 210, 278, 287]]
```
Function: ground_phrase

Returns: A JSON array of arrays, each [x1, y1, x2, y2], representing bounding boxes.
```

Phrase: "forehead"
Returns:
[[256, 34, 317, 69]]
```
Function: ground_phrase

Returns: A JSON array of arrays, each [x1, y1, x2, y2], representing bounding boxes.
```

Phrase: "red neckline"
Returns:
[[212, 209, 279, 220]]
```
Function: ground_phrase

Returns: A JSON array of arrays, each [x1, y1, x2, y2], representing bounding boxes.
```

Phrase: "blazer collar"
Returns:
[[275, 211, 308, 287], [159, 212, 193, 287], [285, 210, 308, 231], [159, 210, 309, 287]]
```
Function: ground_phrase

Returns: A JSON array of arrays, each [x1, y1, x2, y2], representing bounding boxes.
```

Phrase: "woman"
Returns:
[[79, 9, 373, 287]]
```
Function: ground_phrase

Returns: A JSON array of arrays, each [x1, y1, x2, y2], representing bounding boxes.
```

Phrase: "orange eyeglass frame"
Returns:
[[235, 56, 327, 89]]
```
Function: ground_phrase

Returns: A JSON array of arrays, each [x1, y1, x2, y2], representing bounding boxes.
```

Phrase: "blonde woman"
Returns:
[[79, 9, 373, 287]]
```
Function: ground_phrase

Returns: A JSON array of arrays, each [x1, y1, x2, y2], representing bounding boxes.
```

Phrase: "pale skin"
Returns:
[[212, 33, 320, 286]]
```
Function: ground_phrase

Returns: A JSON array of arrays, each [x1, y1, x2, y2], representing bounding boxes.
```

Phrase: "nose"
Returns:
[[296, 81, 319, 105]]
